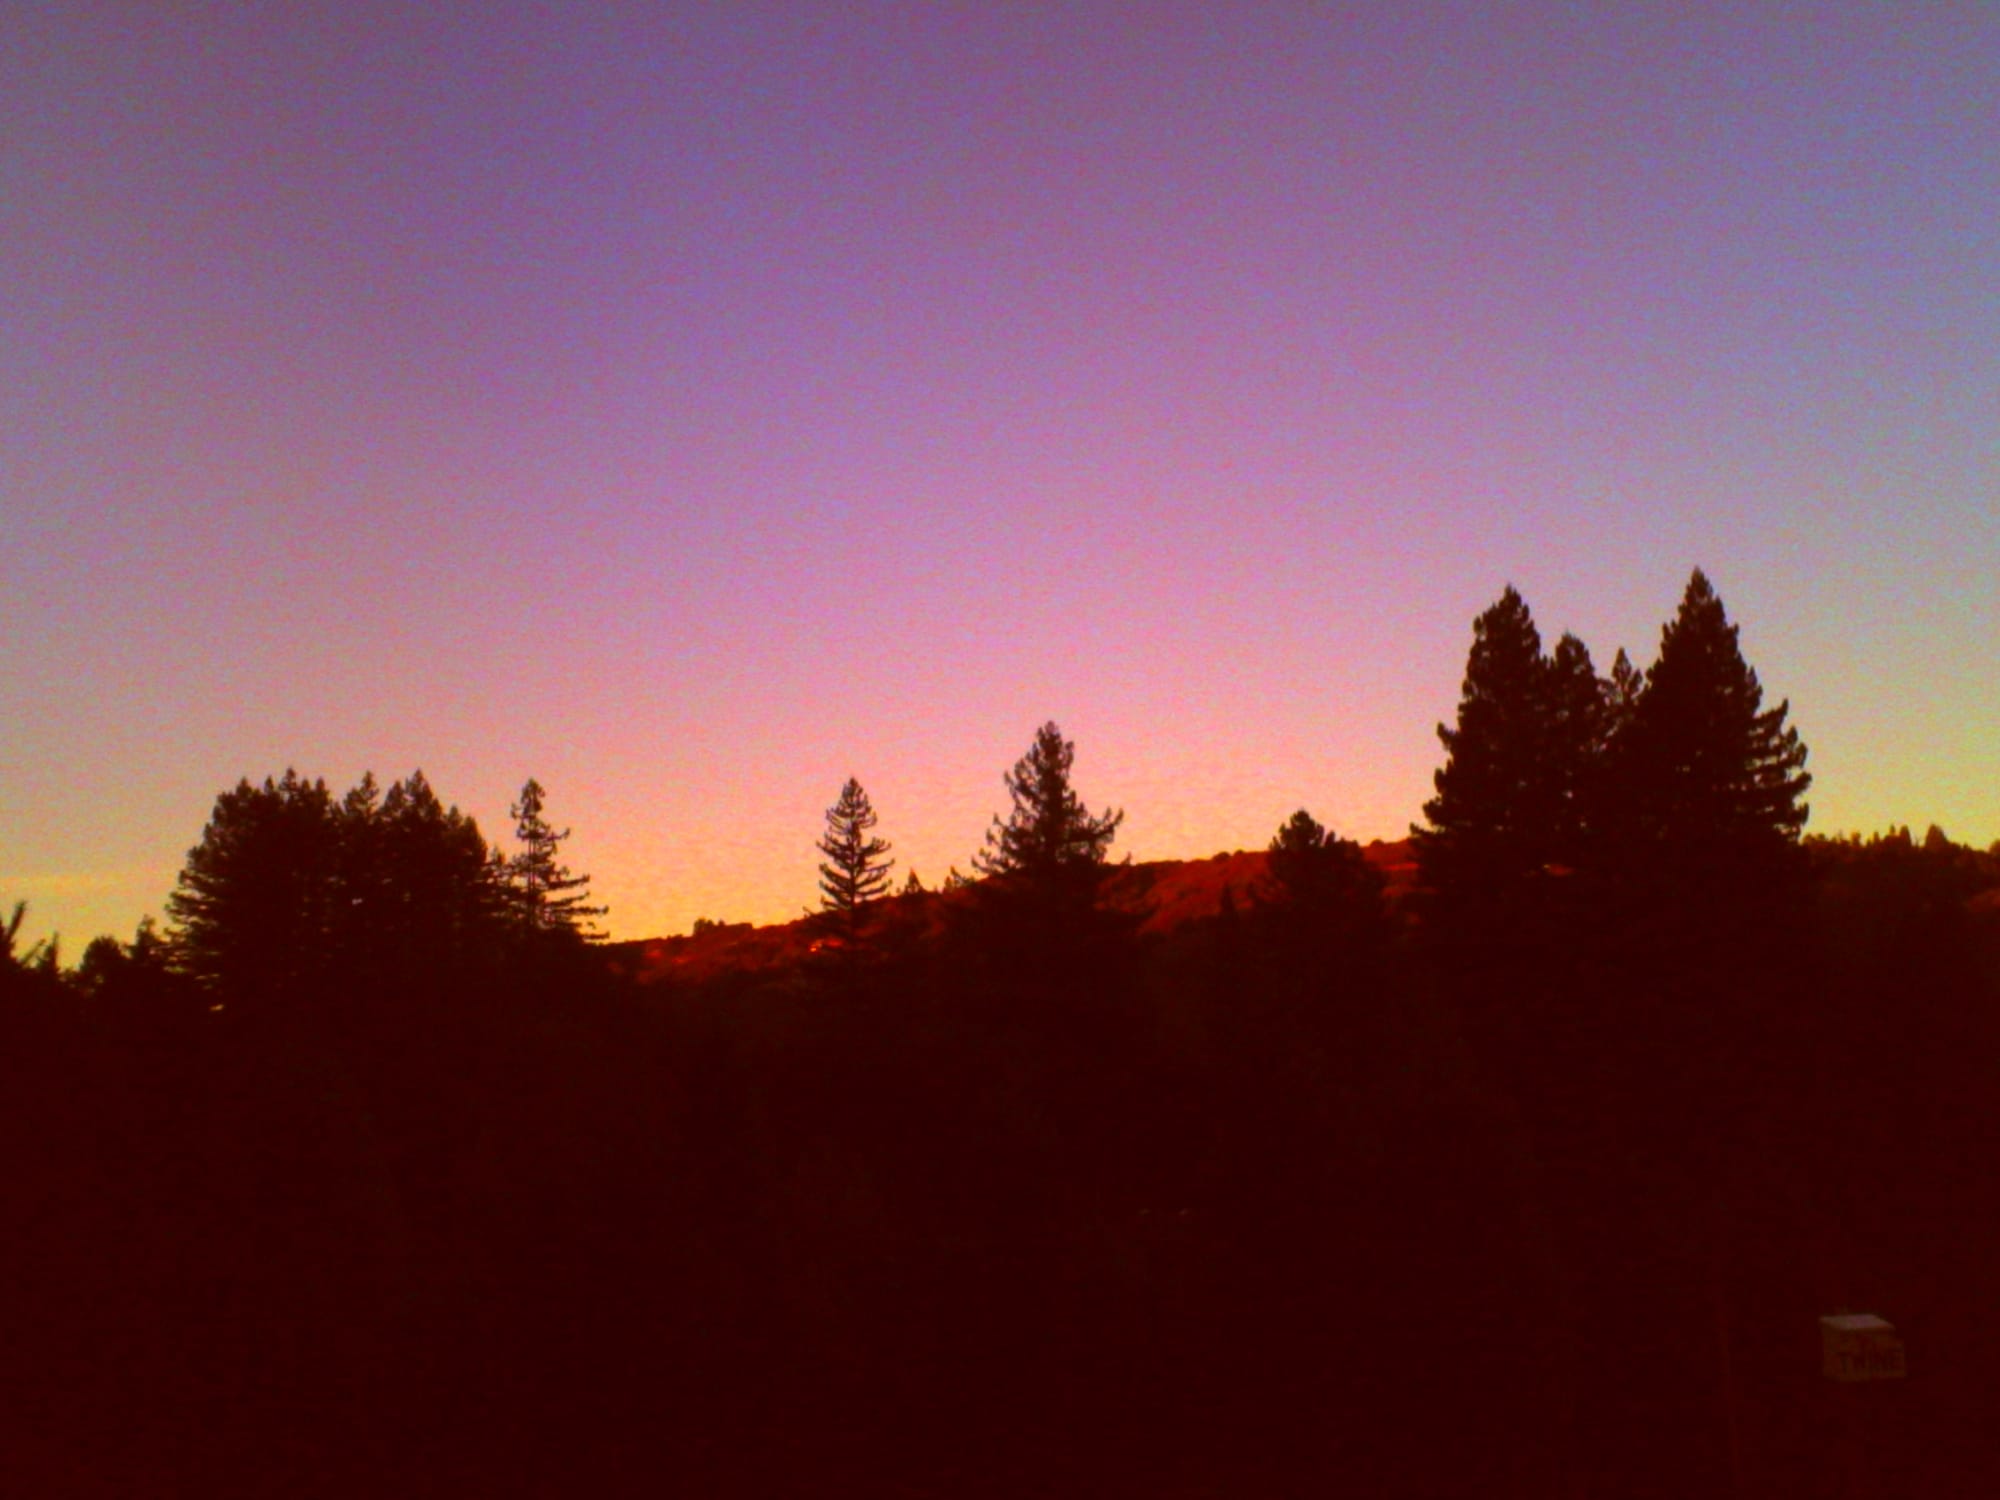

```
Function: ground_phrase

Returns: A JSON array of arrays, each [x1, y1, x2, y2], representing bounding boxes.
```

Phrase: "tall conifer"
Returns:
[[1264, 809, 1386, 951], [1267, 810, 1382, 913], [505, 779, 606, 941], [1604, 648, 1644, 738], [1412, 586, 1551, 898], [1544, 632, 1608, 867], [973, 722, 1124, 886], [166, 770, 340, 1002], [376, 771, 497, 974], [814, 777, 894, 952], [1623, 570, 1811, 867]]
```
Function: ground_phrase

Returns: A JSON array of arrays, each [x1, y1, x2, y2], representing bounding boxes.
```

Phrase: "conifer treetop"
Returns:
[[507, 777, 606, 940], [815, 776, 895, 930], [1266, 809, 1383, 913], [1629, 568, 1811, 851], [1413, 585, 1551, 881], [973, 721, 1124, 881]]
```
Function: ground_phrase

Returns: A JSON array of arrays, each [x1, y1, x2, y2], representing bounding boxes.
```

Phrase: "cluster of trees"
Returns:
[[1400, 570, 2000, 1499], [0, 568, 1932, 999], [811, 720, 1379, 971], [6, 568, 1999, 1499], [804, 568, 1814, 983], [808, 722, 1130, 939], [1415, 568, 1810, 940], [32, 714, 1373, 1001], [54, 770, 604, 1014]]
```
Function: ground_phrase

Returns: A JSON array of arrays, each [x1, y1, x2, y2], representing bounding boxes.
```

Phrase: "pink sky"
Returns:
[[5, 4, 1996, 945]]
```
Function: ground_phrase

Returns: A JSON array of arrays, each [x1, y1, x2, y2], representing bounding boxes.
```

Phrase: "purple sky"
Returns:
[[6, 3, 1997, 946]]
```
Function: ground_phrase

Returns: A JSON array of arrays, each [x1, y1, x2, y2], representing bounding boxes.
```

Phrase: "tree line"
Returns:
[[5, 568, 1998, 1499], [805, 567, 1816, 975], [10, 569, 1815, 989]]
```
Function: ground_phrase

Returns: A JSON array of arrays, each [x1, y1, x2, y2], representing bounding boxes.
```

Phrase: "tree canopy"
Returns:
[[1620, 568, 1811, 869], [1412, 586, 1553, 899], [162, 768, 596, 1005], [814, 777, 894, 953], [973, 721, 1124, 885], [503, 778, 606, 942], [1412, 570, 1814, 951], [1266, 810, 1383, 914], [166, 769, 342, 1003]]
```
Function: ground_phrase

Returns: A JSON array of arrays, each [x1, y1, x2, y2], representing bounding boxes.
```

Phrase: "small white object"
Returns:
[[1821, 1313, 1906, 1381]]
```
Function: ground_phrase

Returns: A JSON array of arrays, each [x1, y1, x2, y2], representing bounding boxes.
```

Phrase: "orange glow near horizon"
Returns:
[[5, 6, 1997, 949]]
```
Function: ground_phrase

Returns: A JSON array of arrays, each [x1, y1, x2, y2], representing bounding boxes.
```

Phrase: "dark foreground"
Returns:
[[9, 847, 2000, 1497]]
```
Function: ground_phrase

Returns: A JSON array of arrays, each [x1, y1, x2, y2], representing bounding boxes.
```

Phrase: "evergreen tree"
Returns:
[[166, 770, 341, 1003], [973, 722, 1124, 886], [1263, 809, 1386, 953], [1622, 570, 1811, 870], [1, 901, 54, 977], [1266, 810, 1383, 913], [1412, 586, 1552, 899], [813, 777, 894, 951], [1267, 808, 1329, 897], [166, 767, 506, 1006], [1543, 631, 1609, 867], [74, 916, 155, 985], [0, 901, 67, 1007], [73, 934, 126, 996], [504, 778, 606, 941], [1589, 647, 1649, 870], [1604, 647, 1644, 738], [373, 771, 499, 979], [330, 772, 390, 979], [902, 870, 925, 896], [71, 917, 190, 1021], [0, 901, 23, 968]]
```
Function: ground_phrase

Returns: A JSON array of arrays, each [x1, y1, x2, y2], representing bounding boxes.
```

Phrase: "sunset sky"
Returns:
[[6, 3, 1996, 948]]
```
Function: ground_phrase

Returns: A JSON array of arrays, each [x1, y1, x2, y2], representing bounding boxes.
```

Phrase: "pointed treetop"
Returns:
[[1256, 810, 1387, 949], [342, 771, 381, 818], [973, 721, 1123, 881], [507, 778, 606, 940], [1415, 586, 1548, 865], [1629, 569, 1811, 851], [1606, 647, 1644, 721], [1268, 808, 1382, 901], [815, 777, 895, 939], [1549, 630, 1593, 673]]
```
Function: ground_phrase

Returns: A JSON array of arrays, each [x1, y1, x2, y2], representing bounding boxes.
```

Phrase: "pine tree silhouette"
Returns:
[[0, 901, 67, 1005], [973, 722, 1123, 885], [814, 777, 894, 954], [504, 779, 606, 941], [373, 771, 497, 981], [1412, 586, 1552, 899], [1, 901, 56, 977], [1543, 631, 1609, 868], [166, 770, 340, 1003], [73, 917, 179, 1010], [1604, 647, 1644, 736], [1266, 810, 1382, 913], [1263, 809, 1386, 956], [1622, 569, 1811, 870]]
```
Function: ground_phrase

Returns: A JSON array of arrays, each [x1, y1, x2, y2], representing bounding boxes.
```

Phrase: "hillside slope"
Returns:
[[608, 839, 1418, 983]]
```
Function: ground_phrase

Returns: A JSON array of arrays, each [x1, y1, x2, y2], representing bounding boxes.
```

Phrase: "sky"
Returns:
[[5, 2, 1996, 948]]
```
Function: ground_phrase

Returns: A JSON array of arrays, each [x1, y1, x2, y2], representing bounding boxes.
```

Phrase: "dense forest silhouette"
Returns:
[[7, 569, 1999, 1498]]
